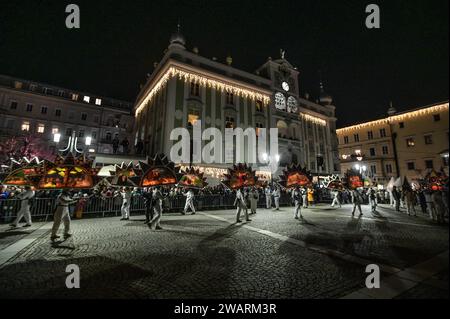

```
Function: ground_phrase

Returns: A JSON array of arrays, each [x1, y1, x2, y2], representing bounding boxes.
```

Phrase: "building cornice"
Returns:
[[134, 60, 273, 116], [336, 101, 449, 134]]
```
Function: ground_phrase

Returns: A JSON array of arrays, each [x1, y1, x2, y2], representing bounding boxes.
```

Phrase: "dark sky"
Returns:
[[0, 0, 448, 127]]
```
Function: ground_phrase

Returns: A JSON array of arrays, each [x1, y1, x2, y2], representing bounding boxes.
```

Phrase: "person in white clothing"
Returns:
[[301, 187, 308, 208], [120, 187, 132, 220], [234, 189, 250, 223], [351, 189, 363, 217], [292, 186, 303, 219], [273, 187, 281, 210], [149, 187, 165, 230], [264, 187, 272, 209], [331, 191, 341, 208], [249, 187, 259, 215], [51, 190, 77, 240], [182, 188, 196, 215], [10, 186, 35, 228]]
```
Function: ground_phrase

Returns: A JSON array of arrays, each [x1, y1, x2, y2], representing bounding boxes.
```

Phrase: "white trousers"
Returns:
[[369, 199, 377, 211], [150, 206, 162, 229], [302, 195, 308, 208], [52, 207, 71, 236], [294, 201, 302, 218], [352, 203, 362, 215], [274, 197, 280, 209], [236, 205, 248, 221], [13, 205, 32, 226], [331, 197, 341, 208], [184, 199, 196, 214], [266, 196, 272, 209], [121, 201, 130, 218]]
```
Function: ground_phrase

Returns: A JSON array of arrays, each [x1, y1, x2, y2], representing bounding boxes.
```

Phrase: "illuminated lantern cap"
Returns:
[[108, 162, 142, 187], [221, 163, 258, 190], [323, 174, 345, 191], [177, 167, 208, 189], [344, 169, 364, 190], [139, 154, 180, 187], [422, 169, 448, 191], [36, 153, 100, 190], [278, 164, 312, 189], [1, 157, 44, 187]]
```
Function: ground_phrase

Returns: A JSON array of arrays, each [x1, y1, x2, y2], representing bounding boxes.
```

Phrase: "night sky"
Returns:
[[0, 0, 448, 127]]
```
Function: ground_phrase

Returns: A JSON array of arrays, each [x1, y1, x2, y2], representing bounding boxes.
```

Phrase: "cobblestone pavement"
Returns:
[[0, 204, 448, 299]]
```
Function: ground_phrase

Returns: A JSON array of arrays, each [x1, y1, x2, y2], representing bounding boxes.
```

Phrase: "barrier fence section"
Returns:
[[0, 193, 301, 223]]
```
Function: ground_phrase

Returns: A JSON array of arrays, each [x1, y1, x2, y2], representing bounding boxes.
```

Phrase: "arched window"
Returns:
[[287, 96, 297, 113], [275, 92, 286, 110], [277, 120, 288, 138]]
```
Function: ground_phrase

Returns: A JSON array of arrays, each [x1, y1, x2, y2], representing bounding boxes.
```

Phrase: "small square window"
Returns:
[[95, 98, 102, 106], [382, 145, 389, 155], [52, 128, 59, 135], [41, 106, 48, 114], [21, 122, 30, 132], [406, 138, 415, 147], [37, 124, 45, 134], [407, 162, 415, 170], [26, 103, 33, 112], [10, 101, 18, 110], [81, 113, 87, 121], [424, 135, 433, 145], [66, 128, 73, 136], [386, 164, 393, 174], [83, 96, 91, 103], [433, 114, 440, 122], [399, 122, 405, 129], [425, 160, 434, 169], [370, 148, 376, 156], [55, 109, 62, 117]]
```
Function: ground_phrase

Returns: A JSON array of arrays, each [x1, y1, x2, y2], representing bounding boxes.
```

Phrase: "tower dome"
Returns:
[[319, 82, 333, 105], [168, 23, 186, 49], [387, 101, 397, 116]]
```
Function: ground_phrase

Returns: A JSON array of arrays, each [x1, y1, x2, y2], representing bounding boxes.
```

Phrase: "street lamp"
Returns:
[[53, 133, 61, 143]]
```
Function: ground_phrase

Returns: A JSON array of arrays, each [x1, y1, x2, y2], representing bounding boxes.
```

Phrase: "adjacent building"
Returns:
[[133, 29, 340, 180], [337, 101, 449, 183], [0, 74, 134, 164]]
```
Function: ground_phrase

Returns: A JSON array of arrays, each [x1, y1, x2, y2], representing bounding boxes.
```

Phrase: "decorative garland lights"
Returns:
[[135, 65, 271, 116], [300, 113, 327, 126], [336, 102, 449, 133]]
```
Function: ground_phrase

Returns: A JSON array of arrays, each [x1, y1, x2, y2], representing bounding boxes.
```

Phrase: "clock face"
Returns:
[[282, 81, 290, 92]]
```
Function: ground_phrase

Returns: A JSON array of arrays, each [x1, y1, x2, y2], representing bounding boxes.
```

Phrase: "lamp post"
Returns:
[[53, 133, 61, 155], [262, 152, 280, 186]]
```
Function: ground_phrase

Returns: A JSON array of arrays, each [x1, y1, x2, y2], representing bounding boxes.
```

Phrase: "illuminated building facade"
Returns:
[[134, 29, 340, 178], [337, 102, 449, 182], [0, 74, 134, 159]]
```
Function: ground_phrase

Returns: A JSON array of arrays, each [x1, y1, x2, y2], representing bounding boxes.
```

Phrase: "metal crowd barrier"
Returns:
[[0, 194, 301, 223]]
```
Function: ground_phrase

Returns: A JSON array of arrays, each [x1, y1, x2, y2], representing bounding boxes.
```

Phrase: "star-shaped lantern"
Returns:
[[344, 169, 364, 190], [36, 153, 100, 190], [221, 163, 258, 190], [177, 167, 208, 189], [139, 154, 179, 187], [108, 162, 142, 187], [0, 157, 44, 187], [278, 164, 312, 189], [323, 174, 345, 191]]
